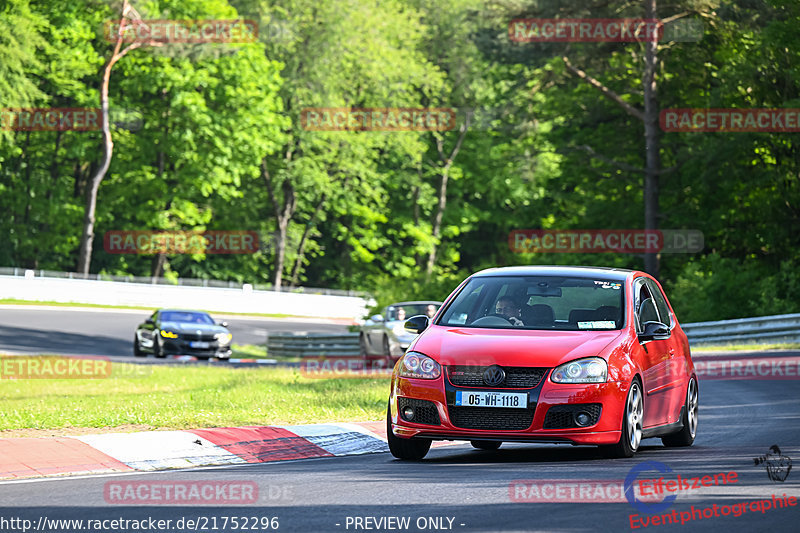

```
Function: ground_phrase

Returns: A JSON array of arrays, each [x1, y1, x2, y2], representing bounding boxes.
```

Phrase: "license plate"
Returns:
[[189, 341, 210, 348], [455, 390, 527, 409]]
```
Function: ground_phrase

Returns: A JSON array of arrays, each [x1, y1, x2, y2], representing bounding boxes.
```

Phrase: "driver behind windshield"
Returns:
[[495, 296, 525, 326]]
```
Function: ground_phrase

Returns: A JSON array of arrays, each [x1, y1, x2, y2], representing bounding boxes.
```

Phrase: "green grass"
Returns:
[[692, 342, 800, 352], [0, 364, 388, 430], [0, 298, 307, 319]]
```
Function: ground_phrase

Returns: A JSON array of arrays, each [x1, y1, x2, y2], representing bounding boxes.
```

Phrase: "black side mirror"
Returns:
[[145, 318, 155, 325], [404, 315, 430, 335], [639, 321, 670, 342], [217, 321, 228, 328]]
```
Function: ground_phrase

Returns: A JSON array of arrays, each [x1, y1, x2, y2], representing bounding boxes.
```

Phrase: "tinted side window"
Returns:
[[634, 280, 652, 332], [646, 279, 672, 328]]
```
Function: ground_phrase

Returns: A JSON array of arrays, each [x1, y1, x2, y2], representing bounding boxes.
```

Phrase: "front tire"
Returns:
[[601, 378, 643, 458], [471, 440, 502, 451], [386, 405, 431, 460], [133, 335, 144, 357], [662, 377, 698, 447], [154, 337, 167, 358]]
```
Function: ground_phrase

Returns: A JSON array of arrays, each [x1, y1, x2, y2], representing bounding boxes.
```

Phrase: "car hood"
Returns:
[[412, 326, 624, 368], [160, 322, 227, 334]]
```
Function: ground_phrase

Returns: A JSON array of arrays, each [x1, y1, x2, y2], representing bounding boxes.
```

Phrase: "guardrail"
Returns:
[[0, 273, 371, 320], [682, 313, 800, 346], [0, 267, 368, 297], [266, 314, 800, 356], [267, 333, 360, 358]]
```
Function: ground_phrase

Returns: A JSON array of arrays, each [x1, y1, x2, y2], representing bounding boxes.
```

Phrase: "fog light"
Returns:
[[402, 406, 415, 421], [575, 412, 591, 426]]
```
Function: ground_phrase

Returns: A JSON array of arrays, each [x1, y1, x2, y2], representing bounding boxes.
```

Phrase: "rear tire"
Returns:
[[601, 378, 643, 459], [662, 377, 698, 447], [471, 440, 502, 451], [133, 335, 144, 357], [386, 405, 431, 460]]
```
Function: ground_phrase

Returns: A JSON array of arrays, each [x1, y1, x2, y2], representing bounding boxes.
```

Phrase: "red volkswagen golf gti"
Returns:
[[387, 266, 698, 460]]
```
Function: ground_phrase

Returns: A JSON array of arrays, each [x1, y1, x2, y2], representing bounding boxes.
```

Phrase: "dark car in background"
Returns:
[[134, 309, 232, 359], [360, 301, 442, 360]]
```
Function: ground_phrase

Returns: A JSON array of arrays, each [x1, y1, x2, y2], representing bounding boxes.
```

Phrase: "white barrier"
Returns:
[[0, 274, 371, 320]]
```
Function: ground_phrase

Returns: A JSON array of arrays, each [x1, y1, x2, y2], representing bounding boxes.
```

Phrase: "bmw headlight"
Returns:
[[399, 351, 441, 380], [159, 330, 178, 339], [215, 332, 233, 345], [551, 357, 607, 384]]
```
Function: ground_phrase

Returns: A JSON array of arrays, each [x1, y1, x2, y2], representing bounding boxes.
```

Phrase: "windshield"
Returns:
[[386, 304, 440, 321], [160, 311, 215, 324], [438, 276, 624, 330]]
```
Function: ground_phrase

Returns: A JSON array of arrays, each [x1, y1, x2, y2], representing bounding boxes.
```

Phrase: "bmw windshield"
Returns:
[[438, 275, 625, 330]]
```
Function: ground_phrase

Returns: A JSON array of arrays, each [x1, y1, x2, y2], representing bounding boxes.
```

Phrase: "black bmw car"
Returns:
[[133, 309, 232, 359]]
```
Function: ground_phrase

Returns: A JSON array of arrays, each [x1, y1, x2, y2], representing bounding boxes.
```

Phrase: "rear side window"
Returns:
[[646, 279, 672, 328]]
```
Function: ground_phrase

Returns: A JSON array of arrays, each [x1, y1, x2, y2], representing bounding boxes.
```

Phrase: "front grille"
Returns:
[[398, 398, 441, 426], [180, 332, 217, 342], [448, 406, 534, 430], [447, 366, 547, 388], [543, 403, 602, 429]]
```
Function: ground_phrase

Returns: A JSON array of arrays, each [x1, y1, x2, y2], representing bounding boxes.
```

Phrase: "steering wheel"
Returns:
[[470, 314, 513, 327]]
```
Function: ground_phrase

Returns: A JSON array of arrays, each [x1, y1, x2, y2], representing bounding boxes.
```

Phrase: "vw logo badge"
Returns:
[[483, 365, 506, 386]]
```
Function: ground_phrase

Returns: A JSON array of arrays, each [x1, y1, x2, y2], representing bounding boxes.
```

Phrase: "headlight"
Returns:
[[159, 330, 178, 339], [399, 351, 441, 379], [551, 357, 607, 383], [215, 332, 232, 344], [392, 323, 408, 336]]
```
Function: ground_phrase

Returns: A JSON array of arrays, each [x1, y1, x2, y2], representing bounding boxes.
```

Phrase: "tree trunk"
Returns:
[[262, 158, 297, 291], [642, 0, 661, 277], [289, 193, 326, 287], [77, 33, 117, 275], [76, 0, 152, 274], [561, 0, 664, 277], [425, 118, 470, 278]]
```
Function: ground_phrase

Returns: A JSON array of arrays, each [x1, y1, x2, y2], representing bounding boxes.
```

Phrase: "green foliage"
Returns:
[[0, 0, 798, 322]]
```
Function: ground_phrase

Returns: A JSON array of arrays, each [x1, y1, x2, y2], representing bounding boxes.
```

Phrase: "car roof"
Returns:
[[470, 265, 637, 282], [158, 309, 212, 314], [386, 301, 443, 307]]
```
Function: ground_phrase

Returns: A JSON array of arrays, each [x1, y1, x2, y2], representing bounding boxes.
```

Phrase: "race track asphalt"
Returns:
[[1, 370, 799, 532], [0, 306, 348, 362]]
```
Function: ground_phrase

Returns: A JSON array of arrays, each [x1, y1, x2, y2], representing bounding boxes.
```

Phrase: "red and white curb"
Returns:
[[0, 423, 388, 480]]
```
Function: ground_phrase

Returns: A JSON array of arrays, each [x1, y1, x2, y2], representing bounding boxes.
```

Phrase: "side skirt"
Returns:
[[642, 407, 685, 439]]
